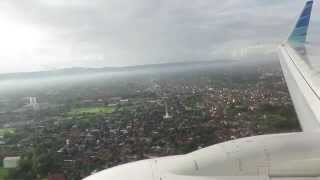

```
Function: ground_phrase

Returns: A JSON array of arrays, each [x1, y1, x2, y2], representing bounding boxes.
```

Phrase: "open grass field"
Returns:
[[0, 128, 15, 136], [0, 167, 8, 180], [68, 106, 115, 115]]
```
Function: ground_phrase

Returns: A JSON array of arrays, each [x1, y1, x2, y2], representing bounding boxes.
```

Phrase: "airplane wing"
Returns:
[[277, 0, 320, 131], [85, 1, 320, 180]]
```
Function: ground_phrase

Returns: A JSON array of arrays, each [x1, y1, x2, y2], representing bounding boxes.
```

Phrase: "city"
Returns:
[[0, 59, 300, 180]]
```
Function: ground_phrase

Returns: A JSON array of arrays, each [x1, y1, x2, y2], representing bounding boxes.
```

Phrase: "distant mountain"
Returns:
[[0, 60, 234, 80]]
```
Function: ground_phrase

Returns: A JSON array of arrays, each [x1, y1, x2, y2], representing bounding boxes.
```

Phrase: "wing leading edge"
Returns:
[[278, 0, 320, 131]]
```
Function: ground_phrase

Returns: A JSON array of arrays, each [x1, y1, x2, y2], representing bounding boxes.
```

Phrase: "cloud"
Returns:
[[0, 0, 318, 73]]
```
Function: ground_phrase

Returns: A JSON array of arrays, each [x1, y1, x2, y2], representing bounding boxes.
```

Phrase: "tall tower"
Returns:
[[29, 97, 39, 111], [163, 101, 172, 119]]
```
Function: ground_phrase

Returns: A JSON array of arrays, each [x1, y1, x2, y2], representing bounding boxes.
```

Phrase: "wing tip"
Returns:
[[288, 0, 314, 44]]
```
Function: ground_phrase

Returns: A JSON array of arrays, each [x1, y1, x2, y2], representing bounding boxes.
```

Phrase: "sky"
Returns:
[[0, 0, 319, 73]]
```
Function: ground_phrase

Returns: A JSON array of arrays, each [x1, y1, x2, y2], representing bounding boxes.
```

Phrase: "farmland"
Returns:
[[0, 128, 15, 136], [68, 106, 116, 115]]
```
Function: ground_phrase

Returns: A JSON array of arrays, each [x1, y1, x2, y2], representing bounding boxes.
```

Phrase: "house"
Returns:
[[48, 173, 66, 180], [3, 156, 20, 168]]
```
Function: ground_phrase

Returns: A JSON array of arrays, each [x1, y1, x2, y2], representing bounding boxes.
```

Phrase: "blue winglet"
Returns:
[[288, 1, 313, 44]]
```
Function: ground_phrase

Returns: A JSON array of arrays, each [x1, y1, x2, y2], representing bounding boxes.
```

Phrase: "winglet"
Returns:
[[288, 0, 313, 44]]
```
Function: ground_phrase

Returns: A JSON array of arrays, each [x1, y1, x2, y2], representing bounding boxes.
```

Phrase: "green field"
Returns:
[[0, 128, 15, 136], [68, 106, 115, 115], [0, 167, 8, 180]]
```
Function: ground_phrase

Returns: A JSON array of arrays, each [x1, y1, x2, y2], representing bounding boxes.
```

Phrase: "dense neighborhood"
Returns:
[[0, 60, 299, 180]]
